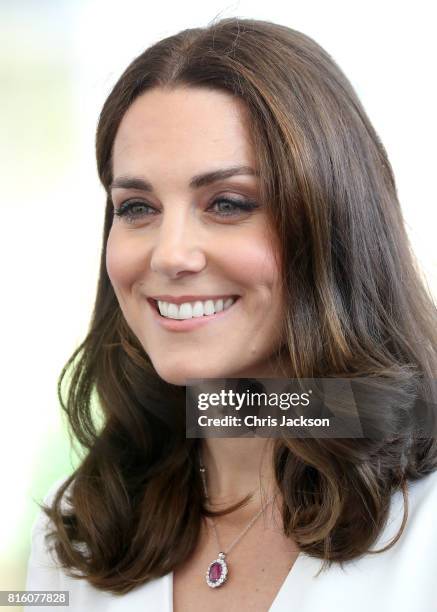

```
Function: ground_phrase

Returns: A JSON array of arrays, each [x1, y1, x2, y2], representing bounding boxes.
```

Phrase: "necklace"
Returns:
[[198, 453, 275, 588]]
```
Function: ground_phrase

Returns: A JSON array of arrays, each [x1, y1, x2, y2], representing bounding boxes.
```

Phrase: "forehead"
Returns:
[[112, 87, 255, 177]]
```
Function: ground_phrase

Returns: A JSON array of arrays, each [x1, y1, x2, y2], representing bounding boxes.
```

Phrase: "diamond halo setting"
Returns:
[[206, 552, 228, 588]]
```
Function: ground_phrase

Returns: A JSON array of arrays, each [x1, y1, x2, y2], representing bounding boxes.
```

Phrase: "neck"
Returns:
[[199, 438, 277, 507]]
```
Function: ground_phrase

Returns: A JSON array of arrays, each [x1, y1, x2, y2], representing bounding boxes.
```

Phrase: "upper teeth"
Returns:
[[157, 297, 236, 320]]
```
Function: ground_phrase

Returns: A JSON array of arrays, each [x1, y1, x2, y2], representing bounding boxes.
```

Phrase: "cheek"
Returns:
[[237, 236, 285, 340], [106, 229, 143, 289], [231, 236, 281, 294]]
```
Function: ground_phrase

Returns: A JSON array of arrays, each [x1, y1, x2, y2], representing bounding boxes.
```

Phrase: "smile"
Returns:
[[146, 296, 240, 332], [156, 297, 237, 320]]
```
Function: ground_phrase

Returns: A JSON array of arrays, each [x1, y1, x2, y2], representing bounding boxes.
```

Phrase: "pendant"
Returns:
[[206, 552, 228, 588]]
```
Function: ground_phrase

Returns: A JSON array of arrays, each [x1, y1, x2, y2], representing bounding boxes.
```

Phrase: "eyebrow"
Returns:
[[110, 165, 259, 191]]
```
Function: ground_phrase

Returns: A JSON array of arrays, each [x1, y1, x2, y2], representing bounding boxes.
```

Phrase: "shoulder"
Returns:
[[405, 468, 437, 524], [25, 475, 74, 591], [30, 474, 74, 540], [377, 468, 437, 549], [25, 476, 173, 611]]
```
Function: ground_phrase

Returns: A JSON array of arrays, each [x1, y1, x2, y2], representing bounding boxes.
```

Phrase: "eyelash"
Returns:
[[113, 197, 259, 223]]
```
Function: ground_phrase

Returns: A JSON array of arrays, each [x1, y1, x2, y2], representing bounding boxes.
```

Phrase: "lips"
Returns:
[[146, 295, 240, 331]]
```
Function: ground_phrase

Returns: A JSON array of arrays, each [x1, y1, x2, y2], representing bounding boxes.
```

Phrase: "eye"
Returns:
[[113, 200, 156, 223], [207, 197, 259, 217], [112, 196, 259, 224]]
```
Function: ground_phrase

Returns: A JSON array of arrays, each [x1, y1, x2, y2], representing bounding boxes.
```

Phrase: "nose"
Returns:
[[149, 210, 207, 279]]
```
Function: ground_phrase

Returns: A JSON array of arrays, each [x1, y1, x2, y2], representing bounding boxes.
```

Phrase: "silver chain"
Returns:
[[199, 454, 275, 556]]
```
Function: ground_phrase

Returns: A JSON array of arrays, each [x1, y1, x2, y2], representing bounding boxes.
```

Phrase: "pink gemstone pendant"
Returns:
[[206, 552, 228, 588]]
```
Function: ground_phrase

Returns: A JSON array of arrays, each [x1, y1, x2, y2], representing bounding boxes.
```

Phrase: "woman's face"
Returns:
[[107, 86, 286, 386]]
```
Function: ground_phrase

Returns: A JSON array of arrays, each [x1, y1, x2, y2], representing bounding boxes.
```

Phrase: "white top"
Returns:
[[25, 469, 437, 611]]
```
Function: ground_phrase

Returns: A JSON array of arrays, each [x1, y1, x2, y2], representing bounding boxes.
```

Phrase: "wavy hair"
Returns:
[[43, 17, 437, 593]]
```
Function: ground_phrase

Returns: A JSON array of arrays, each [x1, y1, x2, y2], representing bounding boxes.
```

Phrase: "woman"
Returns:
[[26, 17, 437, 611]]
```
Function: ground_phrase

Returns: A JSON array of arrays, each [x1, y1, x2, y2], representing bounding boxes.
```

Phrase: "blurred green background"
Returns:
[[1, 1, 435, 610]]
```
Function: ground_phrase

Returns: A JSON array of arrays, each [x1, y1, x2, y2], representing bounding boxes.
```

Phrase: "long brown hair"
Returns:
[[44, 17, 437, 593]]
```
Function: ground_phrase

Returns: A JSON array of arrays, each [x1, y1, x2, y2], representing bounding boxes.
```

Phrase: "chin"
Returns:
[[152, 360, 231, 387]]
